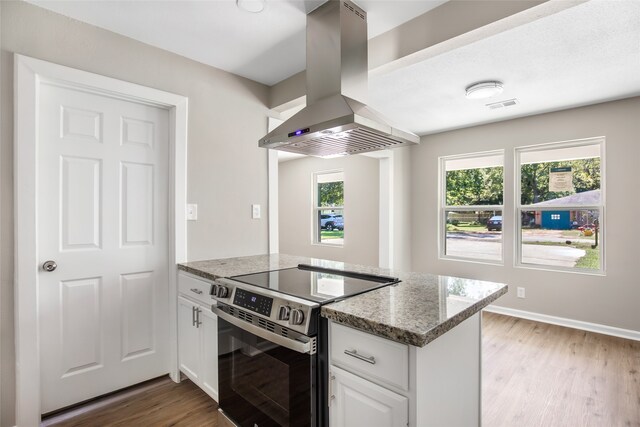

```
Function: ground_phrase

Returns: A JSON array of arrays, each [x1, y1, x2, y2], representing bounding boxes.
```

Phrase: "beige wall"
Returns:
[[279, 155, 380, 266], [0, 2, 271, 425], [411, 97, 640, 332], [390, 147, 413, 272]]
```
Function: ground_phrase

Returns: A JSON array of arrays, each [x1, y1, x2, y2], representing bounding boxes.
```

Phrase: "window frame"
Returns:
[[514, 137, 605, 275], [312, 169, 345, 247], [439, 150, 505, 264]]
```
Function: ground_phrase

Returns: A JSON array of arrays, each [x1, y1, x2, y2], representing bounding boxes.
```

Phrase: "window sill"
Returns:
[[312, 242, 344, 248], [439, 255, 504, 266]]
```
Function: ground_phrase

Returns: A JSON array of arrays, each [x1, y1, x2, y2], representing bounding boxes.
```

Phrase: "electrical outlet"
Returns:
[[186, 204, 198, 221], [252, 204, 261, 219], [517, 287, 526, 298]]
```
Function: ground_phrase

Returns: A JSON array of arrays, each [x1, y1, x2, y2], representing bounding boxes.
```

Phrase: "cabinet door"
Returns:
[[178, 296, 200, 380], [199, 307, 218, 401], [330, 365, 408, 427]]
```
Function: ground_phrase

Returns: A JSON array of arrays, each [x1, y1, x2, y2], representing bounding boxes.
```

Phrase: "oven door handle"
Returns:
[[212, 306, 314, 355]]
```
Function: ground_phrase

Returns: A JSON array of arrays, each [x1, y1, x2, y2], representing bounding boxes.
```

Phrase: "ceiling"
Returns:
[[27, 0, 640, 146], [27, 0, 447, 85], [369, 0, 640, 135]]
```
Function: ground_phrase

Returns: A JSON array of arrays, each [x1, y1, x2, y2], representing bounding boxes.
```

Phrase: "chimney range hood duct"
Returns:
[[259, 0, 419, 157]]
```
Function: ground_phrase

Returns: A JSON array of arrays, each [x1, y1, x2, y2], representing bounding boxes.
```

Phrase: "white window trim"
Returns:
[[514, 136, 606, 275], [312, 169, 344, 247], [438, 150, 505, 265]]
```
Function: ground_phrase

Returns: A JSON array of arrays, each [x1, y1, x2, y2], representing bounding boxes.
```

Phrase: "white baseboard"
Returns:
[[484, 305, 640, 342]]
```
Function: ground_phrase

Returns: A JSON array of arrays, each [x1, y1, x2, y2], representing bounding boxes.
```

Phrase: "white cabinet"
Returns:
[[199, 306, 218, 399], [331, 322, 409, 391], [330, 365, 408, 427], [329, 314, 482, 427], [177, 272, 218, 402], [178, 296, 202, 380], [329, 322, 409, 427]]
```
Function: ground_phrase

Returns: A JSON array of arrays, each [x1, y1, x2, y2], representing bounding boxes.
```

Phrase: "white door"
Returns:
[[38, 82, 170, 413], [330, 366, 408, 427]]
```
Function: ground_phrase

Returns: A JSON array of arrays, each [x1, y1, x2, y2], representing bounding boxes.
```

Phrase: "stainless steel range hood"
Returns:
[[259, 0, 419, 157]]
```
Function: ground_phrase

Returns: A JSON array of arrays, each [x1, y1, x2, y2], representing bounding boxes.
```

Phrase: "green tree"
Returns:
[[446, 166, 503, 206], [318, 181, 344, 206]]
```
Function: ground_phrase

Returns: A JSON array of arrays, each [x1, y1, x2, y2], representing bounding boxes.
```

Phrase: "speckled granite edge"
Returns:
[[321, 286, 508, 347], [178, 264, 222, 281]]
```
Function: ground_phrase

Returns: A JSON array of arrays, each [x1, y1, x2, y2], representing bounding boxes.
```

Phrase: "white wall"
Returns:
[[0, 2, 270, 425], [411, 97, 640, 332], [279, 155, 380, 266]]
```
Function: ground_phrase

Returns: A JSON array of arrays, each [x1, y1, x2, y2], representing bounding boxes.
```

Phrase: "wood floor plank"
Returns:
[[42, 376, 218, 427], [482, 312, 640, 427]]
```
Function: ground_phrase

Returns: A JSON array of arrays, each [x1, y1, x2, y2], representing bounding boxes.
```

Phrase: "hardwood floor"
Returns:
[[42, 313, 640, 426], [42, 376, 218, 427], [483, 312, 640, 427]]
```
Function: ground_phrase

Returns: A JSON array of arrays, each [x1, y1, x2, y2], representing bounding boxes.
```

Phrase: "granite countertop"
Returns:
[[178, 254, 508, 347]]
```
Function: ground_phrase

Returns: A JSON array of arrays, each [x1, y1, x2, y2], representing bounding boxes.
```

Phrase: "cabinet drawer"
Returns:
[[330, 322, 409, 391], [178, 272, 214, 306]]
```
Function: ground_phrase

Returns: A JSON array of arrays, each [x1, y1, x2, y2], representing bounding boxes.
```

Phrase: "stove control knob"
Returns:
[[216, 286, 229, 298], [278, 305, 291, 321], [290, 309, 305, 325], [211, 284, 219, 297]]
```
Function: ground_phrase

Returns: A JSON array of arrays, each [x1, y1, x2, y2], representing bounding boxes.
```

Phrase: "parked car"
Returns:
[[320, 214, 343, 231], [486, 215, 502, 231]]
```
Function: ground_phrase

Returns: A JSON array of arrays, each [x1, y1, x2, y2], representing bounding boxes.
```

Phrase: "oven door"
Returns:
[[215, 307, 316, 427]]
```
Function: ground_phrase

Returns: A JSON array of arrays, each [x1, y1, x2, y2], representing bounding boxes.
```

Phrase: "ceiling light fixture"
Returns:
[[236, 0, 265, 13], [465, 81, 504, 100]]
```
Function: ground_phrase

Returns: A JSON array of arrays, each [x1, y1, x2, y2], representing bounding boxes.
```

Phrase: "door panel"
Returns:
[[120, 271, 155, 361], [61, 106, 102, 143], [60, 277, 103, 377], [38, 83, 170, 413], [121, 162, 154, 246], [60, 156, 102, 250]]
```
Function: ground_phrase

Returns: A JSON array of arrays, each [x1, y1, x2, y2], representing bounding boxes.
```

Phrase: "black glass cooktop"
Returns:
[[228, 264, 399, 304]]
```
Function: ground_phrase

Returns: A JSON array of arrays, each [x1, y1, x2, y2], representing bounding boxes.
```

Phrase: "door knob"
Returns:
[[42, 260, 57, 272]]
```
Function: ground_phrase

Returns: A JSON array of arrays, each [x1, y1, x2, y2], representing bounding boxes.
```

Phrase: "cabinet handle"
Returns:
[[344, 349, 376, 365], [196, 307, 202, 328], [192, 306, 197, 327], [190, 288, 203, 295], [328, 372, 335, 407]]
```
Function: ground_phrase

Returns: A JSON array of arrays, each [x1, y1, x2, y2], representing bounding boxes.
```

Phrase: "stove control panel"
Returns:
[[211, 278, 320, 336], [233, 288, 273, 317]]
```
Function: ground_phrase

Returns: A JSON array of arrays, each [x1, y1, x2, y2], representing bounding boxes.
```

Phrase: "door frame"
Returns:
[[14, 54, 188, 426]]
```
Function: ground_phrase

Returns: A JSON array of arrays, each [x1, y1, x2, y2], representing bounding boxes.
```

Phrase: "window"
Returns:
[[313, 171, 344, 245], [516, 138, 604, 272], [440, 152, 504, 262]]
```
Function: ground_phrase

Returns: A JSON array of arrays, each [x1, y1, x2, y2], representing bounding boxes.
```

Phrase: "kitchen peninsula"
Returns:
[[178, 254, 508, 427]]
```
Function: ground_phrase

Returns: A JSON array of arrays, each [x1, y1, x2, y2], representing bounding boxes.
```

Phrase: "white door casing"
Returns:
[[38, 84, 169, 412], [14, 54, 187, 425]]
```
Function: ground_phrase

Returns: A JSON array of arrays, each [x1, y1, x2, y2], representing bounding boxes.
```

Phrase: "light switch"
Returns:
[[252, 204, 261, 219], [187, 204, 198, 221]]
